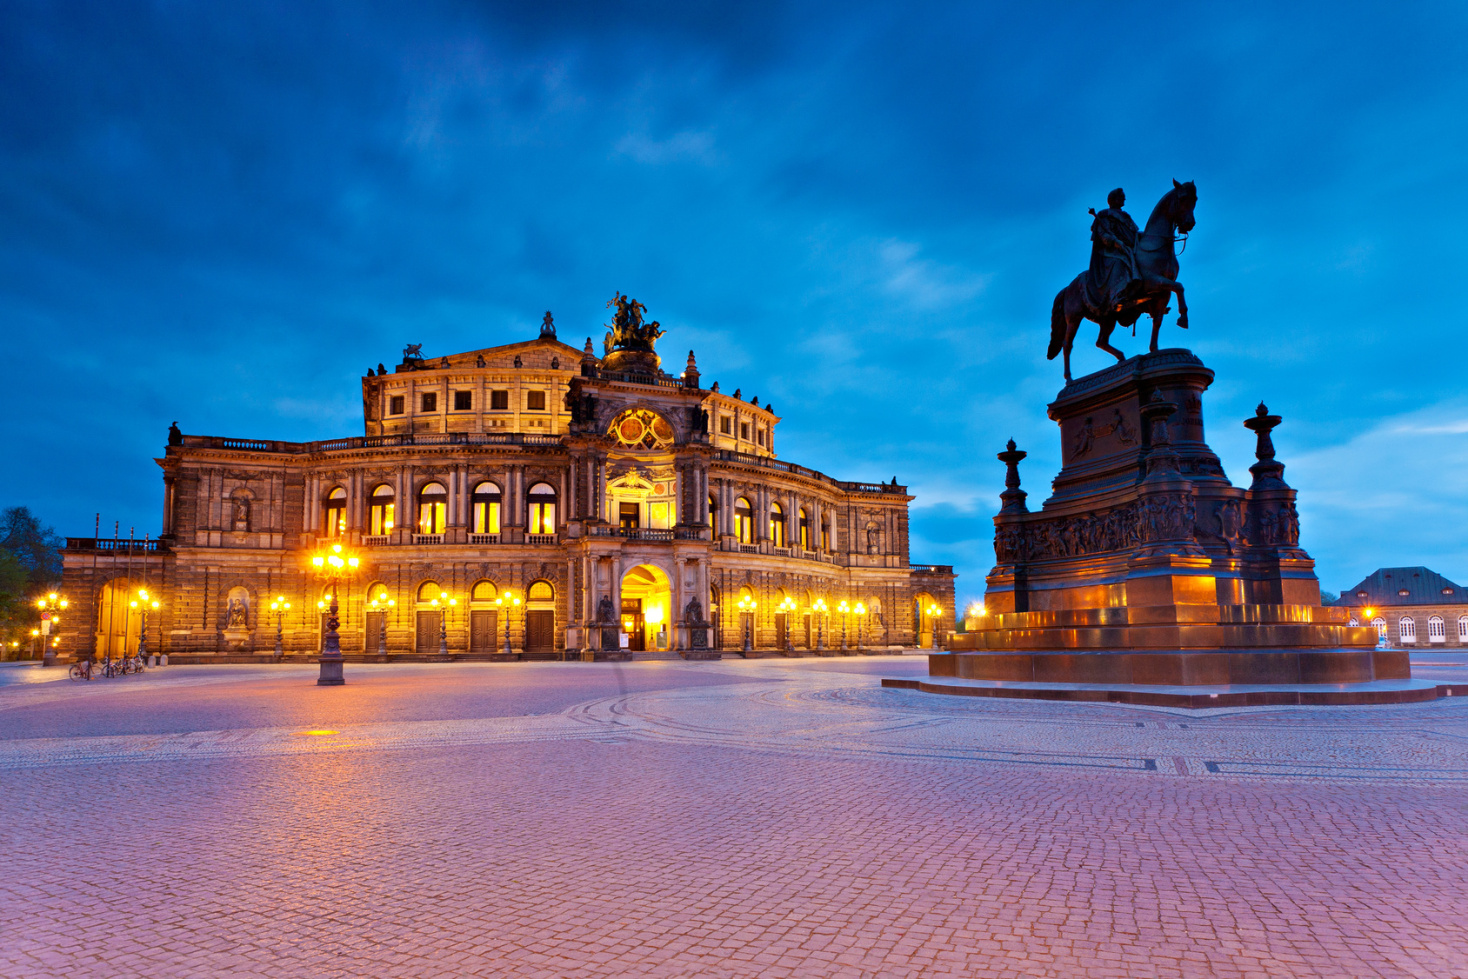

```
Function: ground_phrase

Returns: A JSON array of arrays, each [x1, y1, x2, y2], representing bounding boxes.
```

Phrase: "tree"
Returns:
[[1319, 590, 1340, 605], [0, 506, 63, 588]]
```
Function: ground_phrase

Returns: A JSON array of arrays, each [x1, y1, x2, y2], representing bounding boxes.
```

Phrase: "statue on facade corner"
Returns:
[[167, 421, 182, 446], [1048, 181, 1197, 383], [540, 310, 556, 339]]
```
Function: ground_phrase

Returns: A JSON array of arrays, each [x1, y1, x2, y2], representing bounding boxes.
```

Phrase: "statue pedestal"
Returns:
[[935, 350, 1407, 704]]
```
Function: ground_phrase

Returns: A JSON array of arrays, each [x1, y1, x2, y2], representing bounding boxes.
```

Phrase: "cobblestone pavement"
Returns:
[[3, 656, 1466, 978]]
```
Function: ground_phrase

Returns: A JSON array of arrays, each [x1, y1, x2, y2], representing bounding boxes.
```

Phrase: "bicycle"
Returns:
[[68, 661, 93, 681]]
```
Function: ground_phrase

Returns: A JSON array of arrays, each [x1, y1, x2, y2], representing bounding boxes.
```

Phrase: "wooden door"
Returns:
[[416, 610, 441, 656], [775, 612, 788, 649], [525, 610, 554, 652], [364, 611, 386, 654], [470, 610, 498, 654]]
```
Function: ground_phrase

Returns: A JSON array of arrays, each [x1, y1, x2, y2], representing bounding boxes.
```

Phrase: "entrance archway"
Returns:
[[620, 564, 672, 652], [96, 578, 143, 659]]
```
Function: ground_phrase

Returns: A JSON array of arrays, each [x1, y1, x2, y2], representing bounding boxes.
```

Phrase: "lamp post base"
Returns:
[[318, 656, 345, 685], [42, 651, 56, 668]]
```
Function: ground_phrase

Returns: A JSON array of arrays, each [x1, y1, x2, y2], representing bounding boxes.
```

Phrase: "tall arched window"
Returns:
[[734, 497, 753, 543], [708, 494, 718, 530], [528, 482, 557, 535], [820, 515, 830, 551], [1460, 615, 1468, 643], [769, 501, 785, 547], [323, 487, 347, 538], [472, 481, 501, 534], [417, 580, 442, 603], [1428, 615, 1446, 642], [1399, 616, 1416, 643], [798, 508, 810, 550], [1348, 616, 1359, 627], [368, 484, 395, 536], [1372, 616, 1387, 639], [417, 482, 446, 534]]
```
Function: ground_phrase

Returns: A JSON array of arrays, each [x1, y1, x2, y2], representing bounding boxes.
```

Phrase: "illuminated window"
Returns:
[[527, 580, 554, 602], [1428, 616, 1446, 642], [1459, 615, 1468, 642], [720, 416, 732, 435], [472, 481, 501, 534], [421, 392, 437, 413], [708, 494, 717, 529], [454, 390, 472, 411], [769, 501, 785, 547], [389, 395, 405, 415], [1348, 616, 1359, 627], [417, 580, 442, 603], [528, 482, 557, 535], [821, 517, 830, 551], [734, 497, 753, 543], [417, 482, 446, 534], [323, 486, 347, 538], [1372, 616, 1386, 639], [368, 484, 395, 535], [1399, 616, 1416, 643], [798, 508, 810, 550], [471, 580, 498, 602], [490, 390, 509, 410]]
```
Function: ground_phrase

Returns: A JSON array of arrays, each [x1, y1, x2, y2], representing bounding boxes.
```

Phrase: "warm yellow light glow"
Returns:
[[646, 605, 664, 625], [59, 599, 68, 608], [331, 543, 342, 554], [130, 600, 138, 609], [838, 600, 850, 614], [151, 601, 159, 610], [138, 589, 149, 601], [347, 557, 359, 569], [36, 599, 45, 609], [312, 556, 325, 568], [31, 629, 38, 637], [854, 602, 866, 615], [1364, 607, 1376, 619], [813, 598, 827, 613], [299, 729, 338, 736], [48, 593, 57, 601]]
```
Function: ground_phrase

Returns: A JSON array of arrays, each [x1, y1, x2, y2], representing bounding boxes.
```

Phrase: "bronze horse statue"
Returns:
[[1048, 180, 1197, 382]]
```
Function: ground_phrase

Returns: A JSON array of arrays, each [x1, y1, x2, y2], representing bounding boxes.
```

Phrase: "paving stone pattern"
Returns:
[[2, 658, 1466, 978]]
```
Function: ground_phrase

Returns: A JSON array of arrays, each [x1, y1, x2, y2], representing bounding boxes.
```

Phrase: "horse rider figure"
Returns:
[[1085, 188, 1142, 327]]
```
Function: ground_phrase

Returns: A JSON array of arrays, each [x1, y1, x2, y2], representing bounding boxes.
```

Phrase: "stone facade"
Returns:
[[60, 325, 954, 662], [1334, 567, 1468, 648]]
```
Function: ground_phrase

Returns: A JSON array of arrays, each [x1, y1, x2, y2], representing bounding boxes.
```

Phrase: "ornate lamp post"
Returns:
[[853, 601, 867, 653], [429, 590, 458, 657], [495, 589, 521, 656], [130, 589, 160, 666], [777, 595, 796, 653], [36, 593, 68, 667], [837, 600, 850, 652], [367, 590, 394, 657], [737, 594, 757, 652], [812, 598, 827, 653], [310, 541, 360, 686], [269, 595, 291, 661], [926, 602, 944, 649]]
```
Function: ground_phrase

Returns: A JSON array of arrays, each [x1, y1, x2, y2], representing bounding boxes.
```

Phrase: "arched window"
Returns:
[[1460, 615, 1468, 642], [798, 508, 810, 550], [1372, 616, 1386, 639], [528, 482, 557, 535], [769, 501, 785, 547], [820, 515, 830, 551], [1399, 616, 1416, 643], [471, 481, 501, 535], [368, 484, 395, 536], [734, 497, 753, 543], [527, 580, 555, 603], [417, 482, 446, 534], [323, 486, 347, 538], [417, 580, 442, 603], [470, 579, 498, 602], [1428, 615, 1446, 642], [708, 494, 718, 530], [1348, 616, 1360, 627]]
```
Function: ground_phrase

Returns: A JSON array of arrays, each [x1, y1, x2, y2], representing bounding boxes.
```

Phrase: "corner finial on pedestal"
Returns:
[[1244, 402, 1289, 490], [998, 439, 1028, 513]]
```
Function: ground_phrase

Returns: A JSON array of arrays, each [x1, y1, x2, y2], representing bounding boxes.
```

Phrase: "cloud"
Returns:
[[613, 130, 718, 165]]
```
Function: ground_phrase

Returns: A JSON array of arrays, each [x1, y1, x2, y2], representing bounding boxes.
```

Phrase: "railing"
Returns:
[[596, 369, 687, 389], [772, 546, 791, 556], [412, 533, 444, 545], [674, 527, 710, 541], [362, 535, 391, 546], [64, 538, 171, 552], [178, 431, 566, 454], [527, 534, 557, 545], [468, 533, 500, 545], [910, 564, 955, 574], [713, 450, 906, 495], [738, 544, 758, 554], [617, 528, 674, 541]]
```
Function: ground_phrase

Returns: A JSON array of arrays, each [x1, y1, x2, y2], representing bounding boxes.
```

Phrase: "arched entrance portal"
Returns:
[[620, 564, 672, 652], [96, 578, 143, 659]]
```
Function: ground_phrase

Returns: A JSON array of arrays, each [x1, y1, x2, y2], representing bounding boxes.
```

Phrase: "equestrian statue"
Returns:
[[1047, 180, 1197, 382]]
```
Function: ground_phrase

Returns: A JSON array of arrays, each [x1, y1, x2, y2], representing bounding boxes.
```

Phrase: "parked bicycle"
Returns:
[[67, 660, 93, 681]]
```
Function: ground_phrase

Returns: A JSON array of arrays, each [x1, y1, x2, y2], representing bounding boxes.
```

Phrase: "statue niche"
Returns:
[[221, 586, 252, 650]]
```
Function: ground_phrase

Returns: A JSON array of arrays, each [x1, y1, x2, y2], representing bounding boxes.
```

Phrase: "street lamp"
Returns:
[[429, 590, 458, 657], [494, 590, 521, 656], [269, 595, 292, 661], [837, 600, 850, 652], [130, 589, 160, 666], [926, 602, 944, 649], [777, 595, 797, 653], [30, 629, 40, 660], [736, 594, 757, 652], [812, 598, 828, 653], [310, 541, 360, 686], [853, 601, 867, 653], [36, 593, 68, 667], [367, 590, 394, 657]]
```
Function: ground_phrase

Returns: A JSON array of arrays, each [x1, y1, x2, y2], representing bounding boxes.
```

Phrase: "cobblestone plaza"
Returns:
[[3, 656, 1466, 978]]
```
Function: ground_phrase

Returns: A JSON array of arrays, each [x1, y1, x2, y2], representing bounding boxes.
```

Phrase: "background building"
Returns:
[[1333, 567, 1468, 648], [60, 308, 954, 661]]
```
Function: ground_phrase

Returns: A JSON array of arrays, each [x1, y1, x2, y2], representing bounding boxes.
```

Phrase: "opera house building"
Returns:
[[60, 304, 955, 662]]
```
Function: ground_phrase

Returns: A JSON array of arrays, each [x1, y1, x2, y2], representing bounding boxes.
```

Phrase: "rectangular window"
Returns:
[[757, 428, 765, 446], [720, 416, 732, 435], [420, 392, 437, 413], [527, 390, 546, 411], [473, 501, 500, 534], [740, 422, 750, 440], [454, 390, 472, 411], [619, 502, 640, 530], [490, 390, 509, 410], [389, 396, 405, 415]]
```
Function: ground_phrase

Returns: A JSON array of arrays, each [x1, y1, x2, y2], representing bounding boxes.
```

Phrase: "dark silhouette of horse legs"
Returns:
[[1139, 275, 1187, 352]]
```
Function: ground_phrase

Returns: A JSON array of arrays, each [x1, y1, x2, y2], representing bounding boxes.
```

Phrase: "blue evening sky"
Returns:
[[3, 2, 1466, 606]]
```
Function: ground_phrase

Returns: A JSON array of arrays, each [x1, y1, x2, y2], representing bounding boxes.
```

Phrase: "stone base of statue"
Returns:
[[909, 350, 1438, 708]]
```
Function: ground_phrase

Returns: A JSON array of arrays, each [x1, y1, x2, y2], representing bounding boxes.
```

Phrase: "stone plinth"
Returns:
[[938, 349, 1394, 695]]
